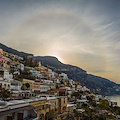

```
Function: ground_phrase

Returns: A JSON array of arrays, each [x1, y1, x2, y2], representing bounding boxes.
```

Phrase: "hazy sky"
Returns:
[[0, 0, 120, 83]]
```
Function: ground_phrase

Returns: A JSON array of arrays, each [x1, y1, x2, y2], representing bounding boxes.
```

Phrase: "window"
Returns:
[[55, 102, 57, 108], [64, 98, 65, 104], [12, 112, 15, 119], [8, 84, 10, 88], [42, 105, 44, 110]]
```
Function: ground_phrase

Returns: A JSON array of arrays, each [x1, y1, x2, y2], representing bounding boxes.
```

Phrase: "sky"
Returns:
[[0, 0, 120, 83]]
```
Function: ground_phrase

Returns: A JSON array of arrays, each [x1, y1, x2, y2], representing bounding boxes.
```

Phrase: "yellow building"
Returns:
[[30, 96, 68, 120], [3, 51, 9, 57], [30, 98, 50, 120], [23, 79, 42, 92]]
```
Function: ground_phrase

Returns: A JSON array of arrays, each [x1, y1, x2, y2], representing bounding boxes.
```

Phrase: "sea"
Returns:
[[106, 96, 120, 107]]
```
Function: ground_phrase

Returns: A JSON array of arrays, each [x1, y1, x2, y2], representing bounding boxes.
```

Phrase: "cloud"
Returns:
[[95, 22, 115, 31], [0, 0, 120, 83]]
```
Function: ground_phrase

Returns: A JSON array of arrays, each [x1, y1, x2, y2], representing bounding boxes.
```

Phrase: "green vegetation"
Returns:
[[14, 68, 35, 81], [71, 91, 81, 99], [99, 99, 109, 109], [23, 56, 39, 67], [21, 83, 30, 90], [0, 88, 13, 101], [71, 91, 81, 103]]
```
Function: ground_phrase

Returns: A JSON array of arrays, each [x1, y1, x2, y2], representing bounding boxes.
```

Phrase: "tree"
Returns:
[[23, 56, 39, 67], [73, 109, 80, 120], [21, 83, 30, 90], [99, 99, 109, 109], [25, 83, 30, 89], [0, 88, 13, 101], [71, 91, 81, 103]]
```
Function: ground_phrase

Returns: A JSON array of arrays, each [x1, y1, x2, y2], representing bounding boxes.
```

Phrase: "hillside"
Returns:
[[0, 42, 120, 96], [34, 56, 120, 96], [0, 43, 33, 57]]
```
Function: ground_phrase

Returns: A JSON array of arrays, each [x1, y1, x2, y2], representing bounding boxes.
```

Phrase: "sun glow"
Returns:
[[53, 55, 63, 63]]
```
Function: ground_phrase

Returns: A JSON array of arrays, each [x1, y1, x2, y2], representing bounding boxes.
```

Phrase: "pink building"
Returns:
[[0, 52, 7, 64]]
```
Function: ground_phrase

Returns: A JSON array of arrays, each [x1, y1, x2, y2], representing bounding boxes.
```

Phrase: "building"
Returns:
[[3, 51, 9, 57], [60, 86, 72, 98], [0, 87, 69, 120], [83, 86, 90, 91], [40, 85, 50, 92], [0, 99, 38, 120], [0, 48, 3, 55], [41, 79, 53, 84], [23, 79, 42, 92], [30, 69, 43, 78], [17, 63, 24, 71], [67, 104, 76, 113], [48, 70, 55, 78], [76, 85, 83, 91], [12, 90, 35, 99], [0, 78, 11, 90], [69, 79, 74, 85], [0, 50, 9, 71], [59, 73, 68, 80], [0, 71, 13, 90], [76, 99, 88, 107], [11, 80, 22, 91], [53, 78, 60, 84], [47, 89, 67, 96], [30, 96, 68, 120], [109, 101, 117, 107]]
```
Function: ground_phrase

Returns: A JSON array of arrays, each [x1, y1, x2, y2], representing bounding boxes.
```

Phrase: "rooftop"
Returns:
[[48, 89, 66, 92]]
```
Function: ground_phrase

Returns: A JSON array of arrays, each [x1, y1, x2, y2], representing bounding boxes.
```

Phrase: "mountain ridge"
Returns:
[[0, 42, 120, 96], [0, 43, 33, 57]]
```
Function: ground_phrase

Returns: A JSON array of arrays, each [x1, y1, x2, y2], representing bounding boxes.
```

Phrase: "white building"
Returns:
[[76, 85, 83, 91], [81, 95, 87, 100], [18, 56, 23, 61], [59, 73, 68, 80], [95, 95, 102, 101], [77, 99, 88, 107], [0, 79, 11, 89], [13, 70, 20, 75], [2, 71, 13, 80], [109, 101, 117, 107], [0, 71, 21, 91], [48, 71, 55, 78], [40, 85, 50, 92], [30, 70, 43, 78], [11, 80, 22, 91], [41, 79, 53, 84], [0, 78, 22, 91], [53, 79, 60, 84], [83, 86, 90, 91], [17, 63, 24, 71], [71, 85, 76, 91], [69, 79, 74, 85]]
